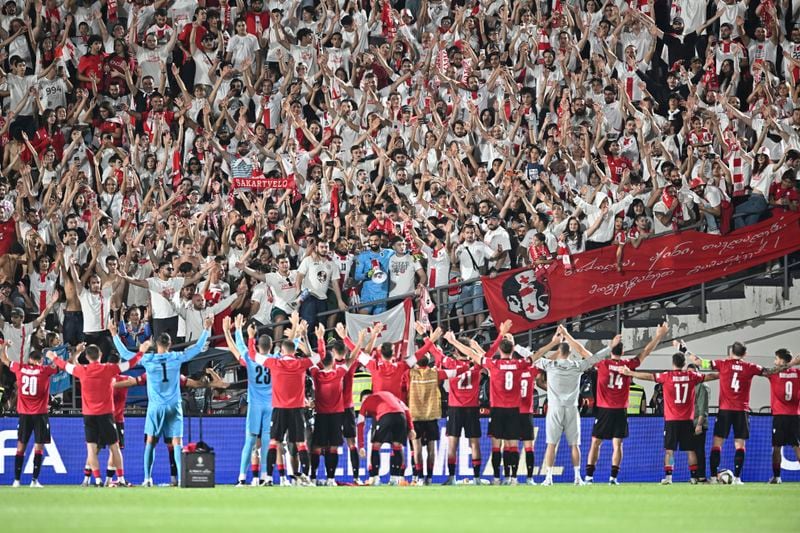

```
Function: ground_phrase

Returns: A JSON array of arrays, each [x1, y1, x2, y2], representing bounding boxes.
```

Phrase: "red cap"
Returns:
[[689, 177, 705, 189]]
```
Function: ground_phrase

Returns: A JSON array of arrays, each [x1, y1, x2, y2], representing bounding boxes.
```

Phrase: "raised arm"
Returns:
[[637, 322, 668, 362], [178, 316, 214, 362]]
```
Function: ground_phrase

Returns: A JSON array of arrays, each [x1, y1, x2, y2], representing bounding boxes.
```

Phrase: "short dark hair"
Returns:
[[280, 339, 295, 354], [776, 348, 792, 364], [157, 333, 172, 348], [29, 350, 43, 361], [258, 334, 272, 353], [499, 339, 514, 355], [85, 345, 102, 361], [731, 342, 746, 357], [558, 342, 570, 356], [672, 352, 686, 368], [380, 342, 394, 359], [611, 343, 623, 356]]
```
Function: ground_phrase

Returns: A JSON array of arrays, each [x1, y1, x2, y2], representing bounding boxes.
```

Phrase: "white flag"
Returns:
[[345, 299, 415, 361]]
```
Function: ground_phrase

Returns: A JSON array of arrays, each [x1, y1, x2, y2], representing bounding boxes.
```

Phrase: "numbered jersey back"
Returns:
[[244, 355, 273, 406], [712, 359, 763, 412], [141, 355, 185, 407], [11, 362, 57, 415]]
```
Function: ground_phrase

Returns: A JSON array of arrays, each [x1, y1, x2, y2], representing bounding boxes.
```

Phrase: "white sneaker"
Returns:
[[80, 479, 89, 487], [768, 477, 782, 484], [708, 477, 719, 485], [30, 480, 44, 488], [413, 478, 424, 486], [235, 480, 247, 487], [508, 478, 518, 486], [732, 477, 744, 485], [141, 479, 153, 488], [325, 479, 337, 487], [369, 476, 381, 486], [280, 478, 294, 487], [353, 478, 364, 486], [478, 479, 491, 485], [541, 478, 553, 486], [609, 478, 620, 486], [250, 478, 260, 487], [574, 477, 585, 486], [169, 476, 178, 487], [12, 480, 20, 488], [296, 474, 312, 487], [526, 478, 537, 486], [261, 478, 273, 486], [460, 478, 474, 485], [660, 478, 672, 485]]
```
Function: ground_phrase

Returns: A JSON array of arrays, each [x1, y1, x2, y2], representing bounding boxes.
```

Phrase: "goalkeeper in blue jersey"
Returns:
[[354, 232, 394, 314], [223, 315, 277, 486], [113, 315, 213, 487]]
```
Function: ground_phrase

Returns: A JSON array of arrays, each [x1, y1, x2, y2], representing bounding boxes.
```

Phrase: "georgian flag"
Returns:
[[345, 298, 415, 361]]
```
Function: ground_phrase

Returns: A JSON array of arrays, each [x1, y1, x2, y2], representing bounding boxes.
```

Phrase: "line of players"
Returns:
[[4, 310, 800, 486]]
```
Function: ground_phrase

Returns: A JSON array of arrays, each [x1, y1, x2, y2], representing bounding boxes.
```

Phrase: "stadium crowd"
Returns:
[[1, 0, 800, 487]]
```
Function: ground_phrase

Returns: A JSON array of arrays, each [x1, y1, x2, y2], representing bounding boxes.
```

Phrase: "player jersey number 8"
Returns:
[[504, 371, 514, 391]]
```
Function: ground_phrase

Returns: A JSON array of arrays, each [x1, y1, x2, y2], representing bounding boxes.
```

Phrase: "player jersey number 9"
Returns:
[[21, 375, 37, 396], [786, 381, 794, 402], [504, 371, 514, 391]]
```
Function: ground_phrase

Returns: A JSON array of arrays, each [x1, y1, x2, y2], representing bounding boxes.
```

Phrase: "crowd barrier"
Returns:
[[1, 416, 798, 484]]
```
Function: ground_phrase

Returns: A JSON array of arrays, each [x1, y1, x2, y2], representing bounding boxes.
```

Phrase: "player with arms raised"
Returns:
[[113, 316, 212, 487], [760, 348, 800, 484], [690, 341, 767, 484], [586, 322, 668, 485], [621, 351, 719, 484], [1, 342, 59, 488]]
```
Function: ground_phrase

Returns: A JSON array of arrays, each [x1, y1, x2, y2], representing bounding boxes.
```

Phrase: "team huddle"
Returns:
[[3, 313, 800, 487]]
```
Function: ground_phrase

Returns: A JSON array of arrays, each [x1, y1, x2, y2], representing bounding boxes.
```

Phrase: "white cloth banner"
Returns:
[[345, 299, 415, 361]]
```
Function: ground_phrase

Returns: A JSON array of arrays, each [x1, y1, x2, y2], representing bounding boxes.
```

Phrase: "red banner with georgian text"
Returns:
[[232, 175, 296, 191], [482, 213, 800, 334]]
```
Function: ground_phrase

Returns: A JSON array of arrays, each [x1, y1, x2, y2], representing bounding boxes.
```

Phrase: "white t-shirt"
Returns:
[[388, 254, 422, 298], [263, 271, 299, 314], [454, 240, 493, 281], [250, 283, 273, 325], [147, 276, 186, 318], [483, 227, 511, 271], [226, 34, 260, 71], [298, 256, 340, 299], [421, 245, 450, 288], [78, 286, 114, 333], [2, 322, 34, 363]]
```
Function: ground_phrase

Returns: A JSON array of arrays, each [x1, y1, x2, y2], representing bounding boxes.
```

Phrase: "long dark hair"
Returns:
[[564, 216, 584, 250]]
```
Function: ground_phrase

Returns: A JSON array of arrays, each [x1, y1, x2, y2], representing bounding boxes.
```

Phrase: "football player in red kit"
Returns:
[[1, 343, 59, 488], [761, 349, 800, 484]]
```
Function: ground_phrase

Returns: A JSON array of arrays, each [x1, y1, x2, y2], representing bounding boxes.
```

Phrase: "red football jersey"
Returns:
[[112, 378, 130, 423], [311, 366, 350, 414], [336, 360, 356, 409], [365, 358, 410, 401], [10, 362, 57, 415], [442, 358, 481, 408], [596, 358, 641, 409], [70, 362, 123, 416], [768, 368, 800, 415], [656, 370, 705, 421], [482, 357, 527, 409], [359, 391, 412, 425], [264, 356, 313, 409], [519, 365, 540, 414], [712, 358, 763, 411]]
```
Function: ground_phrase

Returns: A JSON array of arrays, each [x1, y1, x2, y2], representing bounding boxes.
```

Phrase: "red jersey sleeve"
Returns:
[[655, 372, 666, 384]]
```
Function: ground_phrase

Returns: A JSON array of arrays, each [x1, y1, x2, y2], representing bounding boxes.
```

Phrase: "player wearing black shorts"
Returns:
[[763, 349, 800, 483], [358, 391, 415, 486], [2, 348, 58, 488]]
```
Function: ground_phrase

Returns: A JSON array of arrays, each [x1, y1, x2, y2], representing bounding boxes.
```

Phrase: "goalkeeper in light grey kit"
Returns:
[[535, 325, 622, 486]]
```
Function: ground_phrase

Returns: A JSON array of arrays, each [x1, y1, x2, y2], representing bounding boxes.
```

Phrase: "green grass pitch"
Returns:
[[2, 484, 799, 532]]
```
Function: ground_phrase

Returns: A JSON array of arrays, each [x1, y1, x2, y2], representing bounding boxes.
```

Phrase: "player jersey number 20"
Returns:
[[20, 375, 38, 396]]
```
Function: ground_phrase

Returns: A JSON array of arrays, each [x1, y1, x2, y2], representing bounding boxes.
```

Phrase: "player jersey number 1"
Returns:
[[160, 363, 169, 383]]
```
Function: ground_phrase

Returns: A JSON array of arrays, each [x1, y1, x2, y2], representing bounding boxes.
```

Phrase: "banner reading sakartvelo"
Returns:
[[231, 175, 296, 191], [482, 213, 800, 334]]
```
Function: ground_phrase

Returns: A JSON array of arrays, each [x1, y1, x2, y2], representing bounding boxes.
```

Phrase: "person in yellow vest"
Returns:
[[627, 383, 647, 415], [352, 372, 373, 411], [408, 326, 461, 485]]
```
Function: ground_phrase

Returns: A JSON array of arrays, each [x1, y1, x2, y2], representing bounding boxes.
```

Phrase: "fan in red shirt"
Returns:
[[309, 330, 364, 485], [441, 331, 486, 484], [357, 390, 416, 486], [762, 348, 800, 483], [77, 36, 105, 91], [353, 323, 417, 402], [690, 341, 767, 484], [1, 345, 58, 487], [769, 171, 800, 212], [585, 322, 668, 485], [251, 323, 321, 486], [604, 140, 633, 184], [621, 351, 718, 484], [53, 342, 144, 487]]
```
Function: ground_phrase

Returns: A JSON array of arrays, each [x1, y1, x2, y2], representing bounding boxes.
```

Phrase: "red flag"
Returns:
[[482, 214, 800, 333]]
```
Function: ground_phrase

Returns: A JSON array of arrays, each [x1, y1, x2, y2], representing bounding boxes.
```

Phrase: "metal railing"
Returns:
[[44, 226, 800, 414]]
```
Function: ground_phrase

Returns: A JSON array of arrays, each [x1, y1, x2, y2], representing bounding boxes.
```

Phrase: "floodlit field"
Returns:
[[2, 484, 799, 532]]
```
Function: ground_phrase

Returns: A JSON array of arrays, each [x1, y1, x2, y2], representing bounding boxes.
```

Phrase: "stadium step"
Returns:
[[663, 306, 704, 316], [744, 277, 789, 287], [705, 288, 746, 300], [570, 330, 616, 341]]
